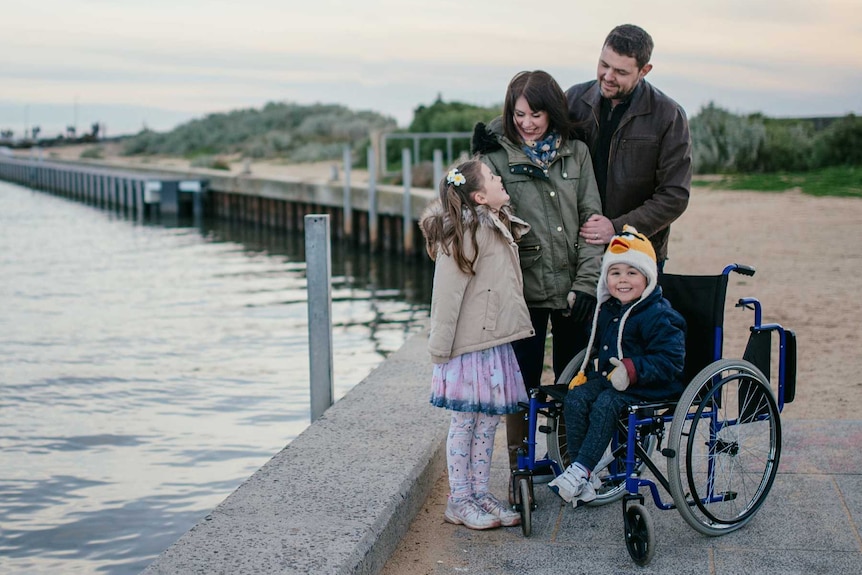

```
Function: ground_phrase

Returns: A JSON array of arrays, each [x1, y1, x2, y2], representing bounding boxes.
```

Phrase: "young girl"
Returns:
[[419, 159, 535, 530]]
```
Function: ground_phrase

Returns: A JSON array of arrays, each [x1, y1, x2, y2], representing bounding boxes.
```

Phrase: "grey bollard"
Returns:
[[305, 214, 334, 421]]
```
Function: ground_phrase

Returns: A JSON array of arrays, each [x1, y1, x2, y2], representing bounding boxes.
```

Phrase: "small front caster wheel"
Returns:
[[624, 503, 655, 565]]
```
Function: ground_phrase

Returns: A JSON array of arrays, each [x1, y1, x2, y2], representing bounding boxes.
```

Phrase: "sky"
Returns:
[[1, 0, 861, 137]]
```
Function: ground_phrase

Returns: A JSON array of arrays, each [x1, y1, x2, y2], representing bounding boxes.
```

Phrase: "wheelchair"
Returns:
[[510, 264, 797, 565]]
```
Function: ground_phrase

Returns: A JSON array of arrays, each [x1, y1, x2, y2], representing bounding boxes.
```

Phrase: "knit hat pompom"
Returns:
[[569, 225, 658, 387]]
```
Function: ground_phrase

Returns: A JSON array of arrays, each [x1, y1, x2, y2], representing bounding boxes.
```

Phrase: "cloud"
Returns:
[[1, 0, 859, 135]]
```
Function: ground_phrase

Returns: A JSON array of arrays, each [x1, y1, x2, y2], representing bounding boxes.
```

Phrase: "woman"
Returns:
[[472, 70, 604, 472]]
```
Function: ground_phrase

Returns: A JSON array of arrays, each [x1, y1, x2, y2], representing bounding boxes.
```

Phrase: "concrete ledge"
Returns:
[[142, 327, 447, 574]]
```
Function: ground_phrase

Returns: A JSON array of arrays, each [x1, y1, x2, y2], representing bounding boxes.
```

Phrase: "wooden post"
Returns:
[[342, 145, 352, 237], [367, 147, 378, 251], [402, 148, 414, 255]]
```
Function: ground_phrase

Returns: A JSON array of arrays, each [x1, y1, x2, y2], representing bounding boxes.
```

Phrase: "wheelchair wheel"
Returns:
[[546, 350, 656, 506], [517, 477, 532, 537], [667, 359, 781, 536], [624, 503, 655, 566]]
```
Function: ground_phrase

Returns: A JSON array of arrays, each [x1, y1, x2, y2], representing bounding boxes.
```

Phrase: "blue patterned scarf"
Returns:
[[521, 131, 561, 169]]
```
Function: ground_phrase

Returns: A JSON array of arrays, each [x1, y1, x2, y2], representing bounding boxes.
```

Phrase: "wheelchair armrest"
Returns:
[[627, 400, 678, 418], [539, 384, 570, 402]]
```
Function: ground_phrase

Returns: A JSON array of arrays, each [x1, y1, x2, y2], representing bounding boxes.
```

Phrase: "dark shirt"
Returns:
[[594, 83, 640, 206]]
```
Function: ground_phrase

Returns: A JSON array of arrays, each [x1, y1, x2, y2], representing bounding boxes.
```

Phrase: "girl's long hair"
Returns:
[[423, 159, 486, 275]]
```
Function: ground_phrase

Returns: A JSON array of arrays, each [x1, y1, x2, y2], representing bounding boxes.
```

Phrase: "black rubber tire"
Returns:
[[666, 359, 781, 536], [624, 503, 656, 566], [518, 477, 532, 537]]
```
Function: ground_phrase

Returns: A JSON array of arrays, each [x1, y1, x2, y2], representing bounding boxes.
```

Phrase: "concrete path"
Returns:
[[388, 418, 862, 575]]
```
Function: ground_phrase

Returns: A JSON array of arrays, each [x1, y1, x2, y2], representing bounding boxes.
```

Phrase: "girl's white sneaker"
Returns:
[[444, 496, 501, 530], [474, 493, 521, 527]]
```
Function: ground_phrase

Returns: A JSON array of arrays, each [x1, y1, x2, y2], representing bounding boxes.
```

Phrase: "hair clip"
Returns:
[[446, 168, 466, 187]]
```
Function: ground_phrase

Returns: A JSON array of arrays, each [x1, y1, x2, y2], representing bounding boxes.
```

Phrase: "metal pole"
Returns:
[[378, 132, 388, 176], [342, 145, 352, 236], [305, 214, 334, 422], [433, 149, 443, 190], [402, 148, 413, 255], [367, 147, 378, 251], [135, 180, 146, 221]]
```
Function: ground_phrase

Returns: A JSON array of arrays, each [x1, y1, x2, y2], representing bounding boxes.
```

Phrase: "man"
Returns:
[[567, 24, 691, 270]]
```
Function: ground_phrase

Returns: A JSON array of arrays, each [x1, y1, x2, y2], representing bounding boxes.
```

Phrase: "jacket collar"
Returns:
[[419, 200, 531, 243], [487, 116, 578, 168]]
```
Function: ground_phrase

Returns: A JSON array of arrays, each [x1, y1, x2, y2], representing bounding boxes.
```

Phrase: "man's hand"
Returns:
[[579, 214, 614, 245]]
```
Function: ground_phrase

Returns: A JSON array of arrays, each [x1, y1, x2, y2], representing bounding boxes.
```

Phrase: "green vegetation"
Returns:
[[690, 104, 862, 174], [693, 166, 861, 198], [121, 102, 396, 163], [189, 155, 232, 171], [116, 97, 860, 198], [410, 95, 502, 133], [385, 96, 501, 170], [384, 96, 501, 185], [79, 146, 104, 159]]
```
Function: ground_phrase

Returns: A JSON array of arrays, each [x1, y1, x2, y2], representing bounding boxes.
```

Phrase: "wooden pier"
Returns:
[[0, 155, 436, 256]]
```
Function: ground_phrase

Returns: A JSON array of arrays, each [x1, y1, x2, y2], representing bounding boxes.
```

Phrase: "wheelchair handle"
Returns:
[[723, 263, 756, 277]]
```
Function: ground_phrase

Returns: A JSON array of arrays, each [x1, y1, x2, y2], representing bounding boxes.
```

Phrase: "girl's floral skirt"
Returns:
[[430, 343, 528, 415]]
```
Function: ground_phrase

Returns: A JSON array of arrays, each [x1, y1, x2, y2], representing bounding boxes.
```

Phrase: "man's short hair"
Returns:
[[604, 24, 654, 69]]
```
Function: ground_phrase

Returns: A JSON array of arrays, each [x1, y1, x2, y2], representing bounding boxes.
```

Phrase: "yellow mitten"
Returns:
[[568, 371, 587, 389]]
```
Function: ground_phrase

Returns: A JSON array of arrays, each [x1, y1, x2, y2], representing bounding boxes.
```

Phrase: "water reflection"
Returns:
[[0, 182, 433, 574]]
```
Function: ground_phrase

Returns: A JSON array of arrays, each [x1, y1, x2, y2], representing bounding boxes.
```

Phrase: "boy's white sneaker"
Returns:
[[549, 464, 595, 504], [572, 477, 597, 507]]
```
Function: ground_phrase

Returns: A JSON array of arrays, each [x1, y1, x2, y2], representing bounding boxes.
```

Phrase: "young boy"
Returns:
[[549, 225, 686, 505]]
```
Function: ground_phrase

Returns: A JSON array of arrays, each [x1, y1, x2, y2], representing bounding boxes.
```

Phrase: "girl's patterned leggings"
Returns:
[[446, 411, 501, 500]]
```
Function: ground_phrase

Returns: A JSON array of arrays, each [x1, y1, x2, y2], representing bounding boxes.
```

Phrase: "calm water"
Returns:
[[0, 181, 432, 574]]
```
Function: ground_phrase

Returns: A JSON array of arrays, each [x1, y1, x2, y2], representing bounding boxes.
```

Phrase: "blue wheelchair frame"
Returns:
[[512, 264, 797, 565]]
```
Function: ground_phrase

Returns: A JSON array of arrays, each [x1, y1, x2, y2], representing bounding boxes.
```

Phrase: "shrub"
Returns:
[[757, 120, 815, 172], [812, 114, 862, 167], [190, 155, 232, 170], [690, 103, 765, 173], [80, 146, 104, 159], [121, 102, 396, 162]]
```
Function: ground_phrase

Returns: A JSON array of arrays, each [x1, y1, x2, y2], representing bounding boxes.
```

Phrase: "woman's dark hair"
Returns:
[[502, 70, 574, 144]]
